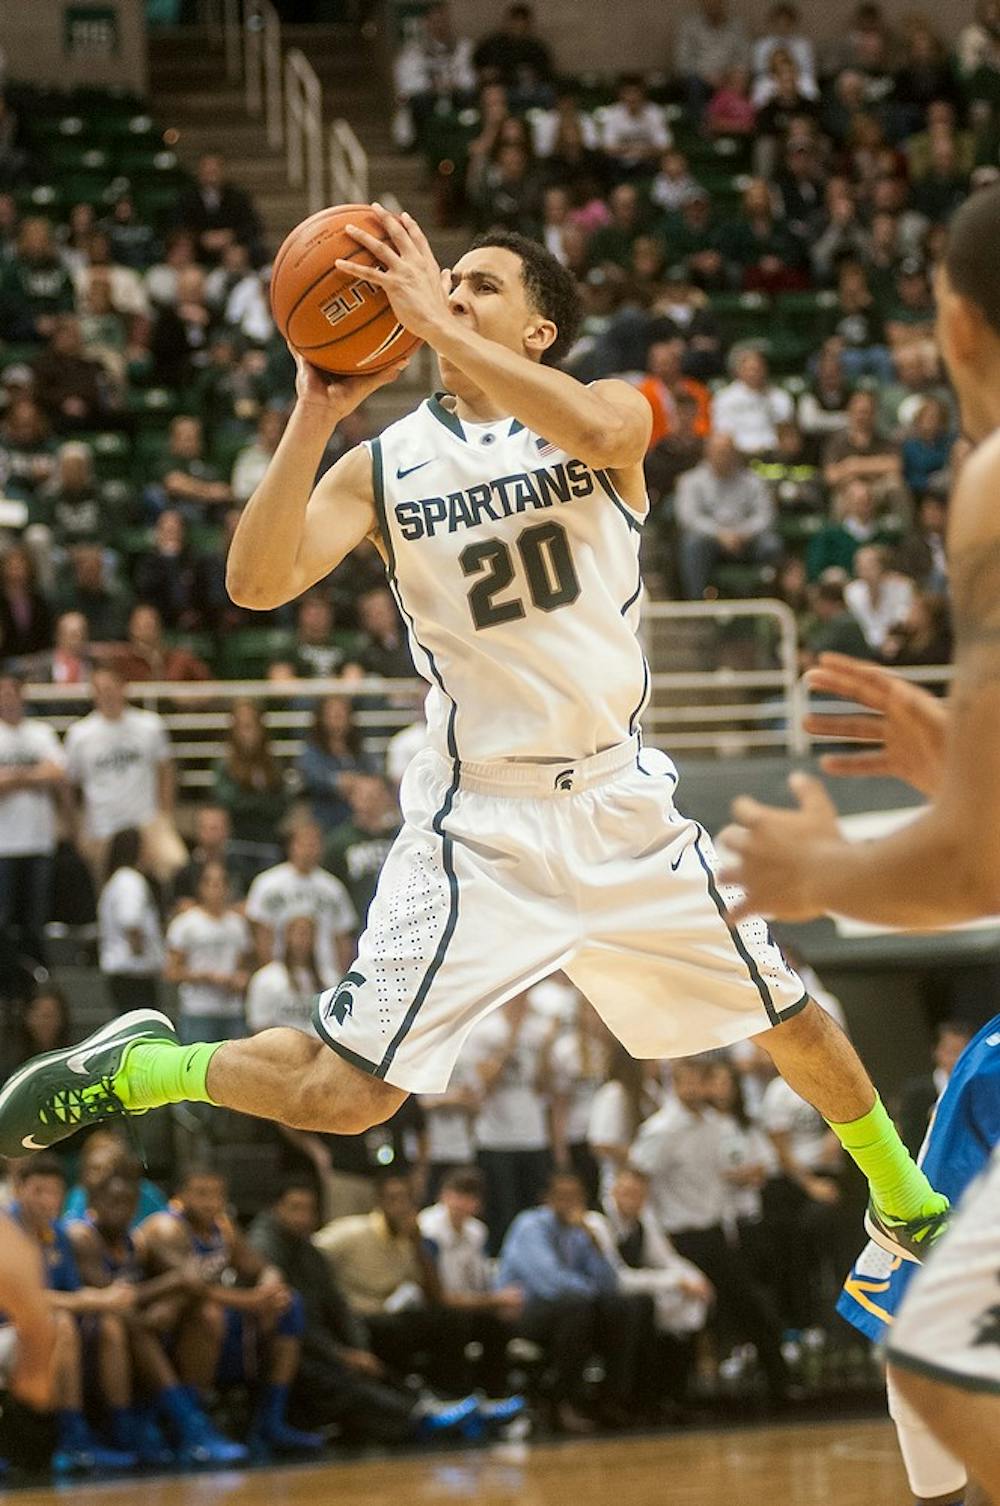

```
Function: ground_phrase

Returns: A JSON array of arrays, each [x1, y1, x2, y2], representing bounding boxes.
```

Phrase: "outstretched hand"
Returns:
[[335, 203, 451, 344], [717, 771, 843, 922], [803, 653, 948, 799]]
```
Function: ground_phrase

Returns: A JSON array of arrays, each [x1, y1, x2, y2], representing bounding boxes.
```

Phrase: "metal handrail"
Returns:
[[286, 49, 324, 213], [244, 0, 283, 149], [329, 118, 369, 206], [222, 0, 241, 81]]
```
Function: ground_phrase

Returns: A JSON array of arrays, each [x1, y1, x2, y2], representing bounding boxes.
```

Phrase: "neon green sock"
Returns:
[[114, 1041, 223, 1111], [827, 1094, 948, 1222]]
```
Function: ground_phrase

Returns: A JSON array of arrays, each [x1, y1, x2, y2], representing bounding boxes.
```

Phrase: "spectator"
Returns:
[[822, 388, 903, 498], [0, 671, 65, 965], [752, 4, 816, 92], [587, 1042, 661, 1200], [132, 510, 202, 630], [631, 1059, 790, 1403], [0, 543, 52, 661], [0, 217, 75, 340], [231, 407, 286, 503], [31, 316, 112, 432], [139, 1166, 322, 1456], [797, 340, 851, 447], [315, 1173, 494, 1399], [8, 1155, 140, 1475], [393, 1, 476, 150], [587, 1166, 713, 1407], [897, 1021, 974, 1158], [41, 610, 93, 685], [531, 86, 601, 159], [472, 3, 554, 107], [144, 229, 198, 309], [649, 149, 700, 215], [885, 257, 936, 352], [53, 542, 131, 644], [33, 441, 105, 555], [164, 859, 252, 1043], [245, 818, 356, 978], [150, 267, 216, 388], [758, 420, 826, 514], [662, 191, 727, 293], [810, 182, 869, 286], [879, 344, 953, 436], [674, 432, 781, 600], [598, 75, 671, 181], [894, 491, 949, 594], [97, 826, 164, 1012], [800, 573, 874, 665], [113, 603, 213, 685], [293, 593, 361, 680], [806, 477, 895, 580], [213, 698, 291, 860], [65, 662, 186, 884], [102, 192, 157, 273], [901, 397, 953, 495], [636, 338, 712, 451], [61, 1125, 168, 1226], [174, 153, 263, 266], [643, 389, 706, 505], [549, 997, 613, 1206], [245, 912, 334, 1036], [712, 347, 793, 455], [720, 177, 808, 294], [705, 65, 756, 136], [499, 1170, 656, 1431], [324, 774, 400, 925], [893, 24, 956, 131], [420, 1052, 481, 1203], [0, 396, 57, 502], [469, 139, 544, 237], [844, 543, 916, 651], [827, 261, 892, 382], [775, 140, 825, 244], [248, 1178, 481, 1444], [957, 0, 1000, 78], [149, 415, 233, 521], [880, 591, 952, 668], [459, 993, 557, 1253], [355, 585, 415, 679], [911, 135, 970, 226], [174, 802, 252, 905], [586, 182, 644, 271], [675, 0, 749, 118], [73, 229, 148, 320], [0, 985, 70, 1079], [703, 1058, 776, 1261]]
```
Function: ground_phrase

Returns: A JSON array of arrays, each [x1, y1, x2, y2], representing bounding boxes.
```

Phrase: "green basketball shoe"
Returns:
[[0, 1010, 178, 1158], [865, 1199, 950, 1264]]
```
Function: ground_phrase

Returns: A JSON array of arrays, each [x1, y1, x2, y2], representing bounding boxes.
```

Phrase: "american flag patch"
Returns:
[[536, 436, 558, 456]]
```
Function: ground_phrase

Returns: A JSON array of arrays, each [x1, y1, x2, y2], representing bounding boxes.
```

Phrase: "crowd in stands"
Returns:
[[0, 0, 994, 1477]]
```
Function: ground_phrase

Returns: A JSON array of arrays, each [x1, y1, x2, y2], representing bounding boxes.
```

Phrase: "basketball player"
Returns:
[[717, 184, 1000, 1499], [0, 207, 946, 1266], [0, 1210, 56, 1470]]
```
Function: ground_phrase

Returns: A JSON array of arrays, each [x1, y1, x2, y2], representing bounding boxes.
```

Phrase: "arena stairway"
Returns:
[[147, 21, 467, 427]]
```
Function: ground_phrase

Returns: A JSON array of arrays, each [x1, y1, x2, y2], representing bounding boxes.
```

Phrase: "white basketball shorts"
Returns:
[[887, 1144, 1000, 1396], [314, 736, 808, 1093]]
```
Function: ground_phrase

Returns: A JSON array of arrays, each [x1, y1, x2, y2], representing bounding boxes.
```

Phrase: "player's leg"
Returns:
[[886, 1152, 1000, 1503], [566, 748, 947, 1262], [248, 1293, 323, 1453], [886, 1363, 968, 1506]]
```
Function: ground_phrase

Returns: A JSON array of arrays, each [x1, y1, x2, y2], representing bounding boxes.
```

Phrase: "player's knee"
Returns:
[[289, 1049, 405, 1134], [98, 1313, 129, 1349], [194, 1298, 227, 1340]]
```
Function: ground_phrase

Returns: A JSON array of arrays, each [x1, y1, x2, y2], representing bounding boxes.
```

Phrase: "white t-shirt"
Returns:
[[712, 380, 794, 454], [421, 1046, 479, 1165], [65, 707, 170, 839], [0, 716, 64, 856], [716, 1114, 777, 1224], [550, 1031, 608, 1144], [759, 1076, 834, 1175], [165, 906, 251, 1020], [587, 1078, 635, 1200], [98, 866, 164, 975], [245, 959, 331, 1035], [244, 861, 357, 980], [845, 573, 915, 650], [598, 101, 671, 160], [465, 1008, 552, 1151], [631, 1100, 730, 1233]]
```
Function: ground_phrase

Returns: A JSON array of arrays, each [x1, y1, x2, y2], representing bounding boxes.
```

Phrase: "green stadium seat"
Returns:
[[775, 289, 840, 346], [776, 513, 825, 547], [712, 562, 769, 598], [83, 431, 132, 481], [217, 628, 297, 679], [708, 291, 774, 345], [14, 184, 64, 216], [164, 630, 215, 662]]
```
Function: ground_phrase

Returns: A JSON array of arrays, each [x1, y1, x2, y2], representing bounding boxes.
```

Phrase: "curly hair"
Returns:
[[467, 229, 583, 366]]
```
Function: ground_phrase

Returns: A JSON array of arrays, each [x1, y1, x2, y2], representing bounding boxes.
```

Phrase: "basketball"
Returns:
[[269, 204, 423, 376]]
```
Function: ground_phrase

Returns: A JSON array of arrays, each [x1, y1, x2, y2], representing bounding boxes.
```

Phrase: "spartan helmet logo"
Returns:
[[322, 970, 366, 1026], [554, 768, 575, 791]]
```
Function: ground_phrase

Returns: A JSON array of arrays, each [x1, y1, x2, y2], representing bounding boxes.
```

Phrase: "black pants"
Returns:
[[107, 974, 160, 1014], [477, 1146, 552, 1255], [671, 1225, 789, 1398], [292, 1341, 414, 1443], [519, 1291, 655, 1408], [0, 852, 53, 967], [366, 1306, 512, 1398]]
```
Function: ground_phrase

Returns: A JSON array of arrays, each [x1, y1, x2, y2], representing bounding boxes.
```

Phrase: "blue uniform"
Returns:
[[838, 1014, 1000, 1342], [7, 1202, 80, 1293]]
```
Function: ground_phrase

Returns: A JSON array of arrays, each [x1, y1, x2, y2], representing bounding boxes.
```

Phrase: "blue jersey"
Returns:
[[7, 1202, 80, 1293], [837, 1014, 1000, 1342]]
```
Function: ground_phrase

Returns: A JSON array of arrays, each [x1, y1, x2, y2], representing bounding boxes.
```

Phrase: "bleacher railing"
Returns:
[[286, 49, 324, 214], [329, 118, 369, 206], [244, 0, 283, 150]]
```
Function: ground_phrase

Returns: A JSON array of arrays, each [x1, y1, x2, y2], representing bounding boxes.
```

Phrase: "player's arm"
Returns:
[[721, 435, 1000, 926], [226, 355, 406, 611], [338, 206, 652, 470], [0, 1215, 55, 1409]]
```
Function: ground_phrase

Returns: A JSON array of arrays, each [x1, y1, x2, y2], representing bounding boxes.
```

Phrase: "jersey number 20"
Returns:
[[460, 521, 581, 630]]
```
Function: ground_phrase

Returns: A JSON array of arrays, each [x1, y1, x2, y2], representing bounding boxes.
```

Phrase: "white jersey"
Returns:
[[369, 394, 649, 763]]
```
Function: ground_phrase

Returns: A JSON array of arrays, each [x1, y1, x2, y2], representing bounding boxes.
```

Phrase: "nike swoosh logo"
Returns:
[[670, 849, 685, 872], [22, 1135, 47, 1151], [67, 1047, 103, 1074], [396, 459, 433, 480]]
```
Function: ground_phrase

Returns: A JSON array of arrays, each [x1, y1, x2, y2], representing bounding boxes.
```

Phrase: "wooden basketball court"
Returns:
[[10, 1419, 906, 1505]]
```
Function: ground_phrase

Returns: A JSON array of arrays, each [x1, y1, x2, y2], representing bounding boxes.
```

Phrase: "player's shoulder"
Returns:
[[950, 429, 1000, 549]]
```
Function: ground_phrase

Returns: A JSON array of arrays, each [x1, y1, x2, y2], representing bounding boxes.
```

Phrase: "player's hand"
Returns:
[[291, 345, 411, 421], [335, 203, 451, 344], [718, 772, 844, 922], [803, 653, 949, 799]]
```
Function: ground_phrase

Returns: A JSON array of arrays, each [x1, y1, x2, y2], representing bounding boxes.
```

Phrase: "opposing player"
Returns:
[[718, 184, 1000, 1498], [0, 209, 945, 1265]]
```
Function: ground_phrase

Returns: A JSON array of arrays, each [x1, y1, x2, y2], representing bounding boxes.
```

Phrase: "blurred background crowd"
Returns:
[[0, 0, 995, 1478]]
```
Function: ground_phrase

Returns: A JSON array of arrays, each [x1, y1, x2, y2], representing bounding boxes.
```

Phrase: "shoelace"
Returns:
[[36, 1076, 122, 1129]]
